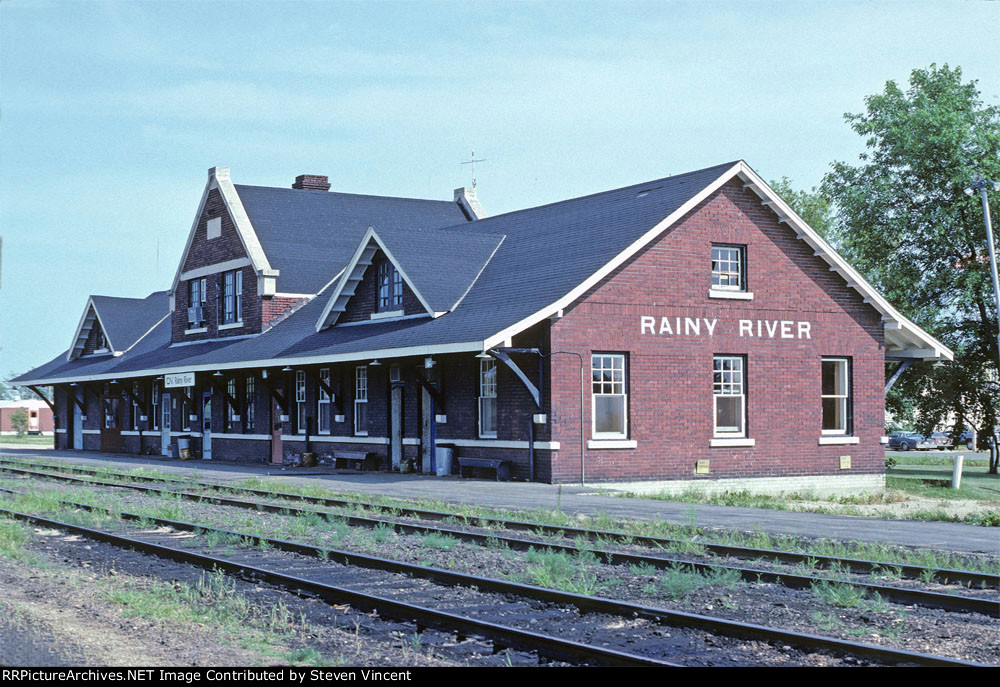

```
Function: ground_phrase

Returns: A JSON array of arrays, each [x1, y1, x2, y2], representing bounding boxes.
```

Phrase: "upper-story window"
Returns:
[[711, 244, 746, 291], [377, 261, 403, 312], [188, 278, 207, 328], [223, 270, 242, 325]]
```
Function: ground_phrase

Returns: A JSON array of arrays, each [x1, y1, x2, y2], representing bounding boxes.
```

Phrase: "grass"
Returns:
[[512, 547, 612, 596], [3, 455, 998, 576], [0, 515, 44, 565], [103, 568, 342, 665], [642, 562, 742, 600], [0, 435, 55, 446]]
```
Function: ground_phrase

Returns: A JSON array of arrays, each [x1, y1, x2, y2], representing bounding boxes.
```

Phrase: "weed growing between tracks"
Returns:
[[2, 460, 998, 576]]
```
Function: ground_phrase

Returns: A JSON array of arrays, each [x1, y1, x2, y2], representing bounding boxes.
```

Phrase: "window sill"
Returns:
[[218, 321, 243, 331], [371, 309, 404, 320], [185, 327, 208, 335], [587, 439, 637, 449], [819, 436, 859, 445], [710, 437, 756, 447], [708, 289, 753, 300]]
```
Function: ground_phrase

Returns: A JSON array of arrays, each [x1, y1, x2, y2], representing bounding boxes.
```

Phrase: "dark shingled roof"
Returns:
[[15, 162, 741, 384], [90, 291, 169, 353], [376, 227, 506, 313], [235, 185, 471, 295]]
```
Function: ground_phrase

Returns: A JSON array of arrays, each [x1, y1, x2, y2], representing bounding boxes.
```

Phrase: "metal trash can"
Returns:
[[177, 436, 191, 460], [435, 446, 454, 476]]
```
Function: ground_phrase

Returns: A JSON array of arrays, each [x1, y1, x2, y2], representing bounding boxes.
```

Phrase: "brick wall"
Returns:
[[548, 180, 885, 484], [172, 189, 261, 343]]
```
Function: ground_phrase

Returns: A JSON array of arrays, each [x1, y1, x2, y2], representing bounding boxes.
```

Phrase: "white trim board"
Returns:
[[481, 161, 952, 362]]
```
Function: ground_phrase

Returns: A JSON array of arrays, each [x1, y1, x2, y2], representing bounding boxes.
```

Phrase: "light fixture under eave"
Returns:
[[213, 370, 223, 377], [369, 359, 382, 366], [282, 366, 293, 372], [475, 351, 493, 359]]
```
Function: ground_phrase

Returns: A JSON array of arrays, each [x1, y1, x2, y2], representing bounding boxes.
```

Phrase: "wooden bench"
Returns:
[[333, 450, 380, 471], [457, 456, 511, 481]]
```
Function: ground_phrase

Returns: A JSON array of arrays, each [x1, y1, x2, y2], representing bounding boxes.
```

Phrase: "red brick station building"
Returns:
[[14, 161, 951, 495]]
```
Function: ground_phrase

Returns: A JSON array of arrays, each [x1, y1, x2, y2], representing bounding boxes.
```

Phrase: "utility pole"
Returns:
[[965, 173, 1000, 371]]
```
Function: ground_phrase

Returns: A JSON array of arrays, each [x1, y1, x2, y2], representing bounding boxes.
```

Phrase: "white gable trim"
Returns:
[[482, 161, 952, 362], [169, 167, 275, 310], [315, 227, 438, 331], [67, 298, 114, 361]]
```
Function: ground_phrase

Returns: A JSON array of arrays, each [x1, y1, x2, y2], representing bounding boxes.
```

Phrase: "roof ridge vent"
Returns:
[[292, 174, 331, 191]]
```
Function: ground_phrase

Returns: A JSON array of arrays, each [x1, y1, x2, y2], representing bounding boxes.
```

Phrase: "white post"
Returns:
[[951, 454, 964, 490]]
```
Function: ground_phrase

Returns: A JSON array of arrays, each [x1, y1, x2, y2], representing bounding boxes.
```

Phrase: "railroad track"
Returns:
[[1, 459, 997, 619], [2, 456, 996, 588], [0, 497, 986, 667]]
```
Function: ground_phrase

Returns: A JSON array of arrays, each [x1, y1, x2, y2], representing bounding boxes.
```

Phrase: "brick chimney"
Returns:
[[292, 174, 331, 191]]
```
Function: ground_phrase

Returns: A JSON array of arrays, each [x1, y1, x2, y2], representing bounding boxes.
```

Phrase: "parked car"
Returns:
[[887, 431, 931, 451], [929, 432, 953, 449]]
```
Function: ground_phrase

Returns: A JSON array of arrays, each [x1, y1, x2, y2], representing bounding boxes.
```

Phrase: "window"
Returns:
[[821, 358, 851, 435], [223, 270, 242, 325], [377, 260, 403, 312], [713, 355, 746, 436], [317, 368, 331, 434], [478, 359, 497, 438], [354, 366, 368, 436], [181, 398, 191, 431], [188, 278, 207, 328], [245, 376, 255, 432], [226, 378, 237, 431], [295, 370, 307, 434], [711, 244, 745, 291], [592, 354, 628, 438]]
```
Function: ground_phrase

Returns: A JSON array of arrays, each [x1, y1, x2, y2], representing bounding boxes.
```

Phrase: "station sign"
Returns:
[[640, 315, 813, 339], [164, 372, 196, 388]]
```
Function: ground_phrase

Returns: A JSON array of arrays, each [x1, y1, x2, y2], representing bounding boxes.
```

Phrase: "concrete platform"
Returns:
[[1, 445, 997, 556]]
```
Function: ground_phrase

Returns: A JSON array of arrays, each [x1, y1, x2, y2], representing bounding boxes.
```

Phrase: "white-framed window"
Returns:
[[354, 366, 368, 436], [592, 353, 628, 439], [181, 399, 191, 431], [226, 378, 238, 431], [713, 355, 746, 437], [478, 358, 497, 438], [377, 260, 403, 312], [245, 376, 255, 432], [317, 368, 331, 434], [223, 269, 242, 325], [821, 358, 851, 435], [711, 244, 746, 291], [295, 370, 307, 434], [151, 383, 159, 430], [188, 277, 207, 328]]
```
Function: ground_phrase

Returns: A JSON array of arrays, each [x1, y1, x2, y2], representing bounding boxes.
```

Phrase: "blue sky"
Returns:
[[1, 0, 998, 379]]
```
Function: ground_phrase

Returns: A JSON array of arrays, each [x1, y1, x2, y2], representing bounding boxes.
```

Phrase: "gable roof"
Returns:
[[67, 291, 169, 361], [316, 226, 506, 329], [235, 184, 471, 295], [15, 160, 952, 387]]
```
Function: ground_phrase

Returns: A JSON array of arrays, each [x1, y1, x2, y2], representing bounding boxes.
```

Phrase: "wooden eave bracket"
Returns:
[[489, 349, 542, 410], [413, 370, 446, 413], [26, 386, 56, 415]]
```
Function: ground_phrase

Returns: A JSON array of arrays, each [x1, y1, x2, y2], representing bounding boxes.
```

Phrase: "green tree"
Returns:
[[821, 64, 1000, 472], [769, 177, 836, 239], [9, 409, 28, 438]]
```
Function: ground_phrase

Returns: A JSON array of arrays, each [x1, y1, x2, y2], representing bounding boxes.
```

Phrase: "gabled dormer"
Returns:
[[169, 167, 277, 343], [316, 226, 505, 330], [69, 298, 112, 360]]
